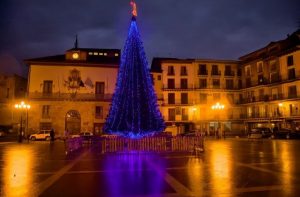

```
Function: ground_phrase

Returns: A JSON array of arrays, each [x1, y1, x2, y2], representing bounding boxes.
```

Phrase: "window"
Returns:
[[237, 68, 242, 76], [199, 79, 207, 88], [238, 79, 242, 89], [200, 94, 207, 104], [180, 79, 188, 89], [227, 94, 234, 104], [287, 55, 294, 66], [95, 82, 105, 94], [225, 65, 233, 76], [213, 93, 221, 101], [212, 79, 220, 88], [167, 79, 175, 89], [258, 74, 264, 84], [43, 80, 53, 94], [246, 78, 251, 87], [42, 105, 50, 119], [95, 106, 103, 119], [271, 88, 278, 100], [182, 108, 188, 121], [181, 93, 188, 104], [157, 75, 161, 80], [288, 68, 296, 80], [225, 79, 234, 89], [168, 93, 175, 104], [167, 66, 175, 75], [180, 66, 187, 76], [288, 86, 297, 98], [259, 89, 264, 101], [245, 66, 251, 77], [270, 60, 278, 71], [257, 62, 263, 73], [270, 73, 280, 83], [168, 108, 175, 121], [198, 64, 207, 75], [211, 65, 220, 75]]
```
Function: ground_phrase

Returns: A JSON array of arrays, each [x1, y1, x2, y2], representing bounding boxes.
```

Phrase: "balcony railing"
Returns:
[[198, 70, 208, 75], [29, 92, 113, 101], [224, 71, 235, 76], [211, 71, 221, 76]]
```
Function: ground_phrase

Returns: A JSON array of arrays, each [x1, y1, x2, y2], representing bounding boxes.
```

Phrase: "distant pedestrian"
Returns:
[[50, 128, 55, 141]]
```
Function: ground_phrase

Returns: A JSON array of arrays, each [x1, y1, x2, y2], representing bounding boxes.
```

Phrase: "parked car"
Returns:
[[272, 128, 300, 139], [248, 127, 273, 139], [30, 130, 51, 141]]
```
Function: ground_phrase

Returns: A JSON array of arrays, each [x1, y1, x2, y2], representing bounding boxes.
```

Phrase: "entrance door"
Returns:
[[65, 110, 81, 134]]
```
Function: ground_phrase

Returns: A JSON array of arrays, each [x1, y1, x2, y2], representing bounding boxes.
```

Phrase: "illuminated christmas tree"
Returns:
[[104, 2, 165, 138]]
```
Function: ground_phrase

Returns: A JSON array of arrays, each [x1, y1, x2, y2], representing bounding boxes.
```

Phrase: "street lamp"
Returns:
[[14, 101, 30, 143], [211, 102, 225, 138]]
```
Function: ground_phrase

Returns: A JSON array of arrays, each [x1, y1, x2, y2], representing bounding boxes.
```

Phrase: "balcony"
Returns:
[[270, 74, 281, 83], [224, 71, 235, 77], [198, 70, 208, 76], [28, 92, 113, 101], [211, 71, 221, 76]]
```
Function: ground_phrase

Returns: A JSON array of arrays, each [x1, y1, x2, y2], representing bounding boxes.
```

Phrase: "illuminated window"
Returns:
[[93, 52, 98, 55], [104, 53, 107, 56], [99, 53, 103, 55], [115, 53, 119, 57], [88, 52, 93, 55]]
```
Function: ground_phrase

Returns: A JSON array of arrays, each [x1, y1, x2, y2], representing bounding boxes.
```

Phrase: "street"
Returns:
[[1, 138, 300, 196]]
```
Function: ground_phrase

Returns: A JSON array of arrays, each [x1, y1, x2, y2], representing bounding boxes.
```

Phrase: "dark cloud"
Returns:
[[0, 0, 299, 76]]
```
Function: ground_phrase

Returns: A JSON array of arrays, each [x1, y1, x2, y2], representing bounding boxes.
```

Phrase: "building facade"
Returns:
[[25, 48, 120, 136], [151, 29, 300, 136], [0, 74, 27, 132], [151, 58, 243, 136], [239, 30, 300, 131]]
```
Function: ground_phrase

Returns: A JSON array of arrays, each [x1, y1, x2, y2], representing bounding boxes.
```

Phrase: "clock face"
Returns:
[[72, 52, 79, 59]]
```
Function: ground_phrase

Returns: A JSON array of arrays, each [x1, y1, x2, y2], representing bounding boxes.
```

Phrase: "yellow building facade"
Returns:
[[151, 29, 300, 136], [25, 48, 120, 136]]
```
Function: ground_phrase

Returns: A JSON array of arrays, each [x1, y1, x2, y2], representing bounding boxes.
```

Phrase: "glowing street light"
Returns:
[[211, 102, 225, 110], [14, 101, 31, 143], [211, 102, 225, 138]]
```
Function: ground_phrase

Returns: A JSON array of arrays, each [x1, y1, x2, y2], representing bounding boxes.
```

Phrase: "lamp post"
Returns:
[[211, 102, 225, 138], [15, 101, 30, 143]]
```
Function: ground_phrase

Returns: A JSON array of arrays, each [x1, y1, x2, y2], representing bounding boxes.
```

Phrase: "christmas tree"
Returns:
[[104, 2, 165, 138]]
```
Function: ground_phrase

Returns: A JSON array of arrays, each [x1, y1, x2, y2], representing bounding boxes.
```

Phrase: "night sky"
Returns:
[[0, 0, 299, 77]]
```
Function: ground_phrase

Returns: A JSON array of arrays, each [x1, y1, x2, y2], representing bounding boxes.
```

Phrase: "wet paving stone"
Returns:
[[1, 139, 300, 196]]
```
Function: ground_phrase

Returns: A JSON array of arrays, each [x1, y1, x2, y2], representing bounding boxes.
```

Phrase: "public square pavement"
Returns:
[[1, 138, 300, 197]]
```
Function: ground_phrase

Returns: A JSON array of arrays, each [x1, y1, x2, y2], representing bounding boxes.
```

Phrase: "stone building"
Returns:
[[151, 29, 300, 135], [239, 29, 300, 131], [151, 58, 242, 136], [0, 74, 27, 131], [25, 47, 120, 136]]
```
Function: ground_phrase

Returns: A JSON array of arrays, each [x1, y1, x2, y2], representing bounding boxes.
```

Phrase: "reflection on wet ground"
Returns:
[[1, 139, 300, 196]]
